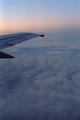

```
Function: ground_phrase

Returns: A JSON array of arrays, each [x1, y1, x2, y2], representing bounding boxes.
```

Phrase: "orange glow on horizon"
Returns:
[[0, 17, 80, 33]]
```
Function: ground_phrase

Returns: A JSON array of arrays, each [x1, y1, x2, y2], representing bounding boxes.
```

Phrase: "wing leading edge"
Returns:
[[0, 32, 45, 58]]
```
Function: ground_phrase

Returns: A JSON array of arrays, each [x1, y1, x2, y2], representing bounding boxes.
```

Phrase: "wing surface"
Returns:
[[0, 32, 45, 58], [0, 32, 39, 50]]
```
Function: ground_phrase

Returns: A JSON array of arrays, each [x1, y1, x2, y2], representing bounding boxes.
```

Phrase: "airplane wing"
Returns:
[[0, 32, 45, 58]]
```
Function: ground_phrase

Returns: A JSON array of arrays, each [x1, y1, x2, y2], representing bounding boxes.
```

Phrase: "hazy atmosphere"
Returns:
[[0, 0, 80, 32], [0, 0, 80, 120]]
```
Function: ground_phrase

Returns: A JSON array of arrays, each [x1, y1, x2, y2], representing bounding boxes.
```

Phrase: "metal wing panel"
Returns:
[[0, 32, 39, 50]]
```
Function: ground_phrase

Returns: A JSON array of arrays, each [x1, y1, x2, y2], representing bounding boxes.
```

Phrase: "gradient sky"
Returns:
[[0, 0, 80, 33]]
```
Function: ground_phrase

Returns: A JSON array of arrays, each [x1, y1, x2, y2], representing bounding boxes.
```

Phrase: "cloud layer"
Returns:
[[0, 43, 80, 120]]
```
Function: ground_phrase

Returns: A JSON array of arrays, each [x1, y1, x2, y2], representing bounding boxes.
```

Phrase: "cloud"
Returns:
[[0, 44, 80, 120]]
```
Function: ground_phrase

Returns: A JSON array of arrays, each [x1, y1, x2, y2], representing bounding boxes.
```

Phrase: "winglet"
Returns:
[[39, 34, 45, 37], [0, 51, 15, 58]]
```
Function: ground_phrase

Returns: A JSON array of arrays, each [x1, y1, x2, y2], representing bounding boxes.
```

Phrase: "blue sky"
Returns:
[[0, 0, 80, 32]]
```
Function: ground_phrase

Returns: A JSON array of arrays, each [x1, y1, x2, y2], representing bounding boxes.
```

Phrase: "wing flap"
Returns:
[[0, 51, 15, 58]]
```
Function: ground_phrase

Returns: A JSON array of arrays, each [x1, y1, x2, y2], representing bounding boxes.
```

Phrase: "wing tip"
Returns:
[[39, 34, 46, 37]]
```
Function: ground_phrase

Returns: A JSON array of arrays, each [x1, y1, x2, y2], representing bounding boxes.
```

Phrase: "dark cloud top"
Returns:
[[0, 32, 80, 120]]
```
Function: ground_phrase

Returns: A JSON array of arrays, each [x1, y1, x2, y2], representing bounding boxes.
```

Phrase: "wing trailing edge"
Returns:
[[0, 51, 15, 58]]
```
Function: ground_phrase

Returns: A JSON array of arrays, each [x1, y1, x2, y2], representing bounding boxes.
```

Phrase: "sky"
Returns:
[[0, 0, 80, 33]]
